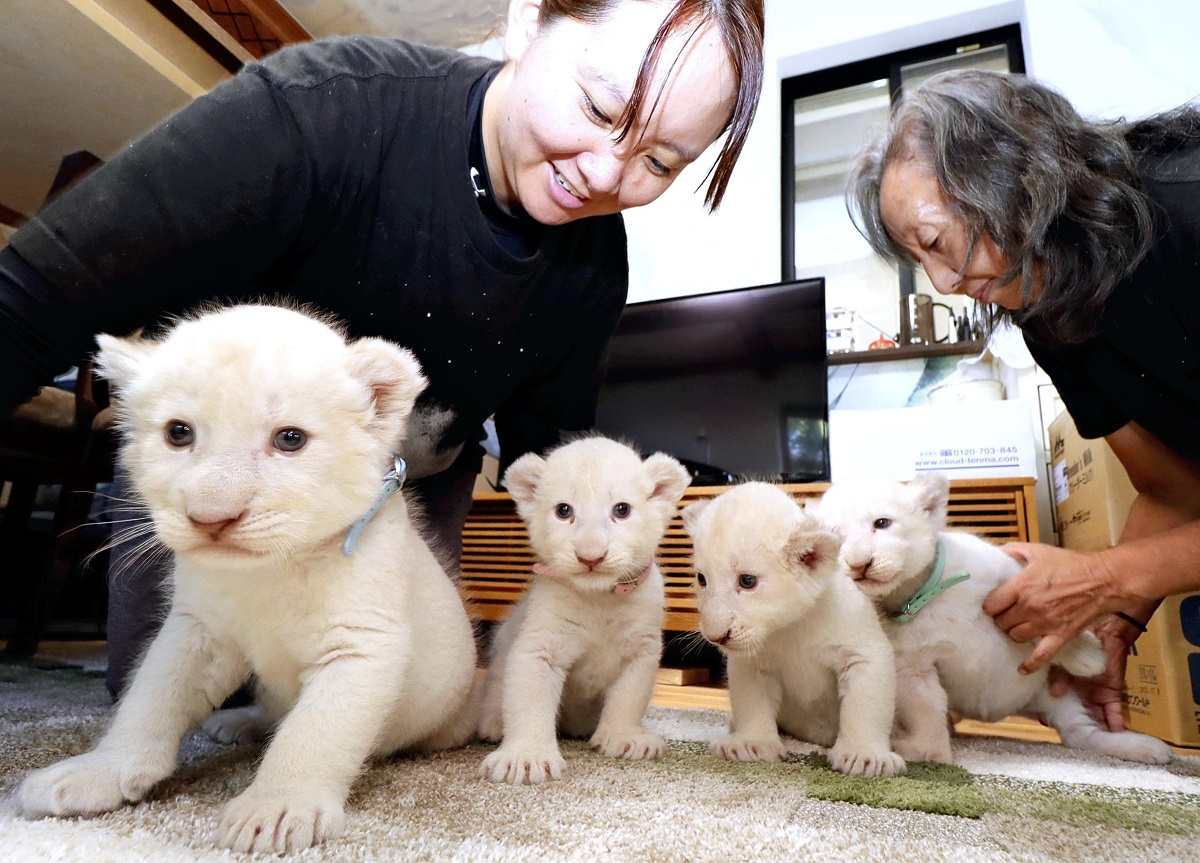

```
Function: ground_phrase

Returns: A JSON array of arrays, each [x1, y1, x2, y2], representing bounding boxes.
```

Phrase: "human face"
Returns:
[[483, 0, 737, 225], [879, 158, 1035, 310]]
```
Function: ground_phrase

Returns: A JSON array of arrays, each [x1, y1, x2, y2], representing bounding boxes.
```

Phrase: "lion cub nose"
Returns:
[[188, 512, 246, 538], [845, 558, 874, 580], [576, 553, 606, 570]]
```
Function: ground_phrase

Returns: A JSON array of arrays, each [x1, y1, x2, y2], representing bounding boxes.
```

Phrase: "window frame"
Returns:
[[780, 24, 1026, 293]]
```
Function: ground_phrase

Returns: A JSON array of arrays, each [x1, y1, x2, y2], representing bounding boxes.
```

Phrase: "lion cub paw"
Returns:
[[215, 783, 345, 854], [829, 740, 906, 777], [19, 749, 173, 818], [710, 734, 785, 763], [893, 733, 953, 765], [480, 742, 566, 785], [590, 727, 665, 760]]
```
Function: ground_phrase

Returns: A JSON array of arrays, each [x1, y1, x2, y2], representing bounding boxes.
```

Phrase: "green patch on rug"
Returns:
[[983, 778, 1200, 836], [665, 741, 1200, 835], [795, 753, 987, 818]]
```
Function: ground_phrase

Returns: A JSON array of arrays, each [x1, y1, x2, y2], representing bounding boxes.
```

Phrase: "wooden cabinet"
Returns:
[[460, 478, 1039, 631]]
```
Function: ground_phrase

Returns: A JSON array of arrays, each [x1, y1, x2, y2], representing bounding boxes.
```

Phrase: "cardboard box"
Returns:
[[1124, 593, 1200, 748], [1047, 410, 1138, 551], [829, 401, 1037, 482], [1046, 411, 1200, 747]]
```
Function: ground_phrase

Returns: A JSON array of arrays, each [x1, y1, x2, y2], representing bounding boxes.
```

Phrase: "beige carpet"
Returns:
[[2, 659, 1200, 862]]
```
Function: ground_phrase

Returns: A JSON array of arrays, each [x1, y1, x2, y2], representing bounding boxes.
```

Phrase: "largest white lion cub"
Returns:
[[17, 305, 477, 854]]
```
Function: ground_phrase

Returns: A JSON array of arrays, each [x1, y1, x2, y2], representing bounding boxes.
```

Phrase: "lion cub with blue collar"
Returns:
[[17, 306, 478, 853], [819, 474, 1170, 765], [478, 437, 689, 784]]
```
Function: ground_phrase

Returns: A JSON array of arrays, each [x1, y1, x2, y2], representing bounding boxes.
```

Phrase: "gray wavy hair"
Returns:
[[847, 69, 1200, 343]]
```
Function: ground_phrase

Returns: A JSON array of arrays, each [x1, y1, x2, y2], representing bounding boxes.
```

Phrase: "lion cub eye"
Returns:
[[611, 502, 632, 520], [696, 573, 707, 589], [273, 427, 308, 452], [554, 503, 574, 520], [738, 573, 758, 590], [873, 517, 893, 530], [164, 420, 194, 447]]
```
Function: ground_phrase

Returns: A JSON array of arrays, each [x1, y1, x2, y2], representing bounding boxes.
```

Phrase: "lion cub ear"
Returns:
[[346, 338, 428, 441], [907, 473, 950, 526], [644, 452, 690, 507], [783, 524, 842, 576], [503, 452, 547, 515], [95, 331, 156, 393], [680, 499, 711, 536]]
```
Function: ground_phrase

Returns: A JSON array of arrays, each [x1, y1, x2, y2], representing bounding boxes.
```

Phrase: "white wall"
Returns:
[[1024, 0, 1200, 117]]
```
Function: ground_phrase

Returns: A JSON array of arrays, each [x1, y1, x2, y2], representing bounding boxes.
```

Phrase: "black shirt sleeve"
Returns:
[[1024, 331, 1129, 439], [493, 263, 629, 476], [1, 65, 311, 416]]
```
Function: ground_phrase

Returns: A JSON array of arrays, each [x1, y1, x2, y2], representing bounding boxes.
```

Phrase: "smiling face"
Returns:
[[483, 0, 737, 224], [878, 158, 1035, 310]]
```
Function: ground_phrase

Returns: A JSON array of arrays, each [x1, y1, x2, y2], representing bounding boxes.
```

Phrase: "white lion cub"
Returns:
[[477, 437, 689, 784], [684, 483, 906, 778], [818, 474, 1171, 765], [17, 305, 478, 853]]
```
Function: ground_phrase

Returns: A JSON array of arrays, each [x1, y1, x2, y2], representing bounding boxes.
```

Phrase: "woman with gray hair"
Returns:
[[848, 69, 1200, 733]]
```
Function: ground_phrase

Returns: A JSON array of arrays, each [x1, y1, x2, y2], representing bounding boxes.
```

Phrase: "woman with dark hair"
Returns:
[[848, 69, 1200, 731], [0, 0, 765, 695]]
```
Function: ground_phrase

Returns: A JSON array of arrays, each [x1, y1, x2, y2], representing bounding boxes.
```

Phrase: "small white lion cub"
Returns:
[[17, 305, 478, 853], [477, 437, 689, 785], [818, 474, 1171, 765], [684, 483, 906, 778]]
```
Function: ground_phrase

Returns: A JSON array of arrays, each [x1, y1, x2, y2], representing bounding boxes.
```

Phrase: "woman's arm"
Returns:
[[984, 421, 1200, 674], [1102, 421, 1200, 603], [1, 63, 313, 417]]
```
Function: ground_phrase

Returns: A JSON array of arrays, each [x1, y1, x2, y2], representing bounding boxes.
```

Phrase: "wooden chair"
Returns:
[[1, 149, 113, 656], [1, 362, 116, 656]]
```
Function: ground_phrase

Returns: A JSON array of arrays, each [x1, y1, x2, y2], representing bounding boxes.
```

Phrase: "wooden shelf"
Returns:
[[827, 340, 986, 365], [461, 478, 1039, 631]]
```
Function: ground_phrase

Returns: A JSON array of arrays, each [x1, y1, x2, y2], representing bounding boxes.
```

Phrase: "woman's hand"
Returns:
[[982, 542, 1124, 674]]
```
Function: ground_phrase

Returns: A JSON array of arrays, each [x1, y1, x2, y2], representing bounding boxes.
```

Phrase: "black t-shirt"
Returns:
[[0, 37, 629, 477], [1024, 143, 1200, 461]]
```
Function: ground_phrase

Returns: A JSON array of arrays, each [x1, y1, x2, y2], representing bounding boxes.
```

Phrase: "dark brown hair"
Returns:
[[538, 0, 764, 211]]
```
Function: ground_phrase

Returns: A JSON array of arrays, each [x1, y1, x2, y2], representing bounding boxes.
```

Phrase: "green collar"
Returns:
[[894, 539, 970, 623]]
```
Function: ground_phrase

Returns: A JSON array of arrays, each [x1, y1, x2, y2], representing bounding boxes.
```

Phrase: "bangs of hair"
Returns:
[[542, 0, 764, 211]]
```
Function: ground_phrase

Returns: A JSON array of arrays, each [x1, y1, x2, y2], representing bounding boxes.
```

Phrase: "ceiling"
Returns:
[[0, 1, 507, 226], [279, 0, 508, 48], [0, 0, 220, 220]]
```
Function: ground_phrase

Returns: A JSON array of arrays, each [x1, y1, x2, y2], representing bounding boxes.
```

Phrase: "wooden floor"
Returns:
[[650, 679, 1064, 745]]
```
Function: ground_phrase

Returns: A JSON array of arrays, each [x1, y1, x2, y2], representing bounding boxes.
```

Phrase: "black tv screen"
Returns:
[[594, 278, 829, 485]]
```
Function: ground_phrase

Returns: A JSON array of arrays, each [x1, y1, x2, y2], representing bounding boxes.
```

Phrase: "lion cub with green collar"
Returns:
[[819, 474, 1171, 765], [477, 437, 689, 784]]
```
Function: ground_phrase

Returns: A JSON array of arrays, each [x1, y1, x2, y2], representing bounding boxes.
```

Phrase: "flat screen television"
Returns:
[[594, 278, 829, 485]]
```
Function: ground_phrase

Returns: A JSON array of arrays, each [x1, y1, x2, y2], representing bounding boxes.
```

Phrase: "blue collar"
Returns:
[[894, 539, 970, 623], [342, 455, 407, 556]]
